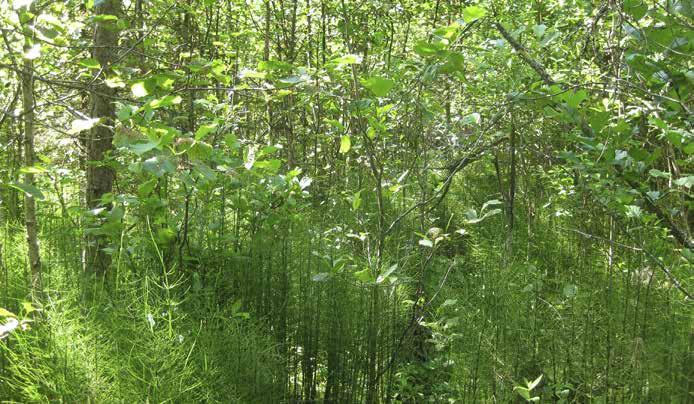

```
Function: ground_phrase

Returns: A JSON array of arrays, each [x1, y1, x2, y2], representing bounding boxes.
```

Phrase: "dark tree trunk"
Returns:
[[85, 0, 121, 274]]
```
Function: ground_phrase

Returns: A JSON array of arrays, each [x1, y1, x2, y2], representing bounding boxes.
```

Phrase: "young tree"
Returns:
[[84, 0, 122, 274]]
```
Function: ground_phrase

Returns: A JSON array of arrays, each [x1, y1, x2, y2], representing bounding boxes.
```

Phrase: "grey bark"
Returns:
[[85, 0, 121, 274]]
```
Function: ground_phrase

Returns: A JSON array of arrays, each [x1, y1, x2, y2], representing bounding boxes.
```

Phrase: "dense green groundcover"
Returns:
[[0, 0, 692, 402]]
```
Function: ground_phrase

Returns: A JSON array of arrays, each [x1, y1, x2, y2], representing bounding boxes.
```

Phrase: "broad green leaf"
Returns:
[[539, 30, 560, 47], [414, 41, 444, 57], [376, 264, 397, 284], [258, 145, 279, 157], [462, 112, 481, 125], [129, 141, 159, 155], [92, 14, 118, 23], [194, 123, 218, 140], [674, 176, 694, 188], [624, 0, 648, 20], [462, 6, 486, 23], [361, 76, 395, 97], [354, 268, 373, 283], [533, 24, 547, 39], [649, 169, 671, 178], [131, 81, 148, 98], [105, 76, 126, 88], [254, 159, 282, 171], [352, 190, 362, 211], [21, 302, 39, 315], [148, 95, 182, 109], [330, 54, 362, 67], [79, 58, 100, 69], [562, 89, 588, 108], [514, 386, 531, 400], [224, 134, 240, 149], [528, 374, 543, 391], [9, 181, 45, 200], [117, 104, 138, 122], [0, 308, 16, 318], [339, 135, 351, 154], [239, 69, 266, 79], [19, 165, 48, 174]]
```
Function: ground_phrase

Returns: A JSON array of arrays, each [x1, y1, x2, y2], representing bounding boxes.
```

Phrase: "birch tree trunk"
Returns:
[[19, 16, 42, 302]]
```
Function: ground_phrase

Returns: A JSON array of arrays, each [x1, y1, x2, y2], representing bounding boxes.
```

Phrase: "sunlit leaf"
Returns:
[[361, 76, 395, 97], [462, 6, 486, 23], [339, 135, 351, 154], [131, 81, 148, 98], [9, 181, 45, 200], [79, 58, 101, 69]]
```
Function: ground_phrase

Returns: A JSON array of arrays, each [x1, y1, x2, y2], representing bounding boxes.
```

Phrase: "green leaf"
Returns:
[[414, 41, 444, 57], [462, 6, 487, 23], [539, 30, 560, 47], [674, 176, 694, 188], [352, 190, 362, 211], [533, 24, 547, 39], [116, 104, 137, 121], [9, 181, 45, 200], [19, 165, 48, 174], [79, 58, 101, 69], [0, 307, 16, 318], [92, 14, 118, 23], [105, 76, 126, 88], [462, 112, 481, 125], [514, 386, 531, 400], [254, 159, 282, 171], [137, 178, 157, 196], [361, 76, 395, 97], [562, 89, 588, 108], [21, 302, 39, 315], [528, 374, 543, 391], [649, 169, 671, 178], [148, 95, 182, 109], [131, 81, 148, 98], [330, 54, 362, 67], [376, 264, 398, 284], [129, 141, 159, 155], [339, 135, 351, 154], [224, 134, 240, 149], [354, 268, 373, 283], [239, 69, 266, 79], [624, 0, 648, 20]]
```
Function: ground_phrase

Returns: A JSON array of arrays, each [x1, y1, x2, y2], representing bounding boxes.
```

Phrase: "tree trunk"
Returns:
[[85, 0, 121, 274], [19, 20, 42, 302]]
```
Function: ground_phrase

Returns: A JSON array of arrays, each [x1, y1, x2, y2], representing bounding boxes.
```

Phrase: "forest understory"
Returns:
[[0, 0, 693, 402]]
